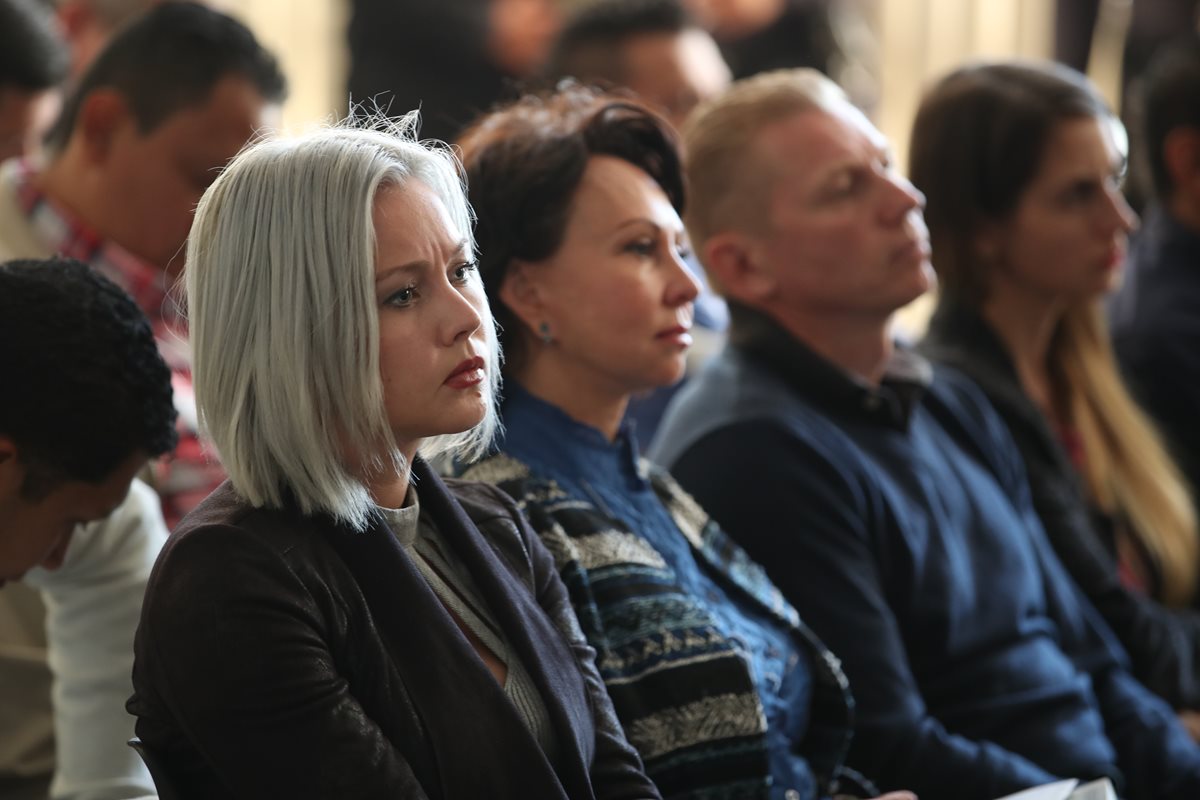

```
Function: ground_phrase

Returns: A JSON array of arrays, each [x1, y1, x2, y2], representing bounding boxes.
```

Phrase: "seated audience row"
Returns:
[[132, 62, 1200, 800], [650, 67, 1200, 799], [3, 1, 1200, 797]]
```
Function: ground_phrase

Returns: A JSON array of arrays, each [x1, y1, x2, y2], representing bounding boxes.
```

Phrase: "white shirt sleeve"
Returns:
[[23, 478, 166, 800]]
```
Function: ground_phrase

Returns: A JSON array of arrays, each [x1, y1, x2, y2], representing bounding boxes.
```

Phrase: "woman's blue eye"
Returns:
[[452, 261, 478, 282], [386, 286, 417, 308]]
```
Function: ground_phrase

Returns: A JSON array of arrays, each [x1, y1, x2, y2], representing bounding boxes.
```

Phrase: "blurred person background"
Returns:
[[190, 1, 1173, 222], [0, 0, 68, 163]]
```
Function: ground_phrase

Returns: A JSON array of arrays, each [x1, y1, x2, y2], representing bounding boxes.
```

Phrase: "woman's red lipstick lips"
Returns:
[[445, 356, 485, 389]]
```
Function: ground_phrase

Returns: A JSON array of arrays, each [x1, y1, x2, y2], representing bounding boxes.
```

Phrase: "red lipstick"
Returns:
[[445, 356, 485, 389]]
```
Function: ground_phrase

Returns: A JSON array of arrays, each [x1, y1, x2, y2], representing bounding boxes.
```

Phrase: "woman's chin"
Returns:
[[423, 402, 488, 441], [634, 362, 690, 395]]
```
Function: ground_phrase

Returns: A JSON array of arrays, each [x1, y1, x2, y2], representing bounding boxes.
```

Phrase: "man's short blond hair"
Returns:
[[683, 68, 847, 273]]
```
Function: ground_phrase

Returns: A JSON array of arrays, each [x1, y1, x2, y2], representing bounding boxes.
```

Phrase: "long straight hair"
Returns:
[[186, 116, 500, 530], [1057, 304, 1198, 605]]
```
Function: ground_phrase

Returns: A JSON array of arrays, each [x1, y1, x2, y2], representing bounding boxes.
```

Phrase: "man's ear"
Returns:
[[704, 231, 777, 304], [497, 260, 549, 333], [75, 89, 130, 164]]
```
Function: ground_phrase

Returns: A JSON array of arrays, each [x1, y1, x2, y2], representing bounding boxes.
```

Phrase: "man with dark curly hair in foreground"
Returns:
[[0, 257, 177, 799]]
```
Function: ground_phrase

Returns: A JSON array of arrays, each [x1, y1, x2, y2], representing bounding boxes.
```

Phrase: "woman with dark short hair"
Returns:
[[451, 85, 912, 800], [126, 118, 661, 800], [913, 60, 1200, 720]]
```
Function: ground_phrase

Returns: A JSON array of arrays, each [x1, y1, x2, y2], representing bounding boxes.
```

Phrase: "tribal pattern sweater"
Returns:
[[456, 452, 859, 800]]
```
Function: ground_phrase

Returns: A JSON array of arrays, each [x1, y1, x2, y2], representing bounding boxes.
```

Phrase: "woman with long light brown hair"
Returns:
[[914, 59, 1200, 717]]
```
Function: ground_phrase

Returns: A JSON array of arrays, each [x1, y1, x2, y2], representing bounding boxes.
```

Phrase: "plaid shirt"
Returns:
[[7, 159, 224, 527]]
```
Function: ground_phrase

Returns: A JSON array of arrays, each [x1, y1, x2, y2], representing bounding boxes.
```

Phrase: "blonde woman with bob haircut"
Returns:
[[126, 118, 661, 800], [914, 61, 1200, 717]]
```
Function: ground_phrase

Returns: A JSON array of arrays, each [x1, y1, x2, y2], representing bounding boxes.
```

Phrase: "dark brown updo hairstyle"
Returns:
[[456, 84, 684, 371], [909, 60, 1112, 304]]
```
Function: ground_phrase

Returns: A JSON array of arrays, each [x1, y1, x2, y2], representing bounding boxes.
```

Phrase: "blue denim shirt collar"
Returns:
[[499, 381, 649, 493]]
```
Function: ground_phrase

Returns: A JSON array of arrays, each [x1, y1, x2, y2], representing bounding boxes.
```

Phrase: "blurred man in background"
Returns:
[[0, 0, 68, 163]]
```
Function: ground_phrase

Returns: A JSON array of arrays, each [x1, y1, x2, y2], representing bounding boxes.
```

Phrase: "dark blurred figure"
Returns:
[[0, 0, 68, 163], [685, 0, 842, 79], [1110, 33, 1200, 509], [56, 0, 165, 78], [348, 0, 562, 143], [1056, 0, 1199, 91], [1055, 0, 1200, 209], [547, 0, 731, 131]]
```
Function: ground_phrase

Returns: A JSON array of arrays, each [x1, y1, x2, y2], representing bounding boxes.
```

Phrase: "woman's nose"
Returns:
[[666, 251, 702, 308], [445, 284, 484, 345], [1106, 186, 1139, 234]]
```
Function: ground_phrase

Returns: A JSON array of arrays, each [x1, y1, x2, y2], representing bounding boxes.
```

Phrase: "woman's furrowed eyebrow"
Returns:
[[374, 241, 472, 284], [375, 263, 422, 285]]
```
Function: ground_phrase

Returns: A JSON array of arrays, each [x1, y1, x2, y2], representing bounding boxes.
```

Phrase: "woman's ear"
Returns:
[[1163, 127, 1200, 202], [973, 222, 1004, 266], [705, 232, 777, 304], [497, 260, 546, 333]]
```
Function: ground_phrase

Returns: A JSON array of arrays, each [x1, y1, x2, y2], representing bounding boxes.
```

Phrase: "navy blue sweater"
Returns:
[[651, 306, 1200, 800]]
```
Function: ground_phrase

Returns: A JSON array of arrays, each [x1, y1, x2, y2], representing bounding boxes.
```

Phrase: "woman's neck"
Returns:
[[510, 354, 630, 441], [362, 445, 416, 509]]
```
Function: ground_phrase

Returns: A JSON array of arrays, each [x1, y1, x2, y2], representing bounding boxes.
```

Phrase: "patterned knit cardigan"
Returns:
[[457, 452, 862, 800]]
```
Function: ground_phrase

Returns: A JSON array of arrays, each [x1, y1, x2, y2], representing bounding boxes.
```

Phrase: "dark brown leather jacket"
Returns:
[[128, 458, 658, 800]]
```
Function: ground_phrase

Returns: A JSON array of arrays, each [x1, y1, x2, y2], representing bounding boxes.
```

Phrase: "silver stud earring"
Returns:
[[538, 322, 554, 344]]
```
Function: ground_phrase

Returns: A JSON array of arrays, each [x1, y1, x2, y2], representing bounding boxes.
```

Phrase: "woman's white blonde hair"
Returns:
[[185, 114, 500, 530]]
